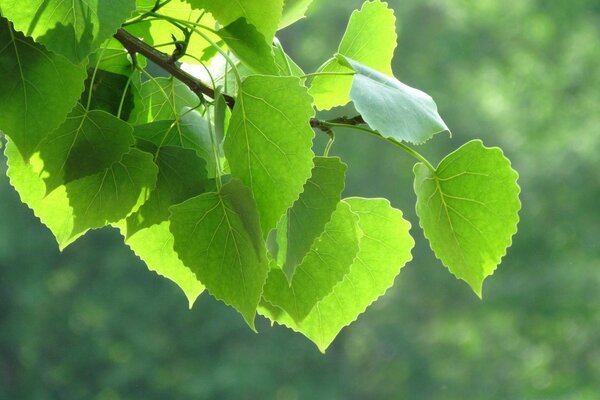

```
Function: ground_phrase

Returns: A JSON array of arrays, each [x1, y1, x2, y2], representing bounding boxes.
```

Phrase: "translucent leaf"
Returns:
[[279, 0, 314, 29], [309, 0, 396, 110], [274, 157, 347, 281], [6, 141, 158, 248], [223, 76, 314, 236], [219, 18, 279, 75], [260, 198, 414, 352], [36, 104, 135, 193], [414, 140, 521, 296], [5, 140, 85, 249], [0, 0, 136, 63], [186, 0, 284, 43], [119, 221, 205, 308], [272, 43, 305, 77], [263, 201, 361, 322], [145, 0, 220, 64], [344, 57, 450, 145], [169, 179, 269, 328], [129, 77, 200, 124], [0, 18, 87, 159]]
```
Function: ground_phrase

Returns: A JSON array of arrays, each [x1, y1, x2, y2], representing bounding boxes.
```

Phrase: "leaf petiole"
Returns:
[[320, 121, 436, 173]]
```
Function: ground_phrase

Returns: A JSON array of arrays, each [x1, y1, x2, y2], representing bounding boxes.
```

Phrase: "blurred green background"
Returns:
[[2, 0, 600, 398]]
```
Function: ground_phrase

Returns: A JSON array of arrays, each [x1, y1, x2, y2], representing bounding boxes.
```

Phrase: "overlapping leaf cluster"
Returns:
[[0, 0, 520, 350]]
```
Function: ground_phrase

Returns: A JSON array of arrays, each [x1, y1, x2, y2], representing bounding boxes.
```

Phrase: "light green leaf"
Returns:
[[414, 140, 521, 296], [126, 143, 210, 235], [186, 0, 284, 43], [169, 179, 269, 328], [273, 41, 305, 77], [129, 77, 200, 124], [145, 0, 220, 64], [279, 0, 313, 29], [218, 18, 279, 75], [6, 142, 158, 249], [263, 201, 361, 322], [309, 0, 396, 110], [5, 139, 85, 249], [274, 157, 347, 281], [36, 104, 135, 193], [119, 221, 205, 308], [0, 18, 87, 159], [224, 75, 315, 236], [260, 197, 414, 352], [0, 0, 136, 63], [344, 56, 450, 145]]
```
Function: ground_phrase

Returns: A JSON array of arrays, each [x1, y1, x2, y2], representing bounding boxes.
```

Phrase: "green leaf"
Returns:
[[36, 104, 135, 193], [65, 148, 158, 234], [260, 198, 414, 352], [80, 68, 139, 120], [309, 0, 396, 110], [133, 117, 217, 178], [169, 179, 270, 328], [129, 77, 200, 124], [145, 0, 220, 64], [274, 157, 347, 281], [218, 18, 278, 75], [414, 140, 521, 296], [263, 201, 361, 322], [343, 56, 450, 145], [0, 0, 136, 63], [279, 0, 314, 29], [186, 0, 284, 43], [273, 41, 305, 77], [6, 142, 158, 248], [0, 18, 87, 159], [5, 139, 85, 249], [119, 221, 205, 308], [126, 143, 210, 235], [224, 75, 315, 236]]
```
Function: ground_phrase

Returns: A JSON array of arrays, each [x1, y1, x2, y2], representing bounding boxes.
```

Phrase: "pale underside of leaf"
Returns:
[[309, 0, 397, 110]]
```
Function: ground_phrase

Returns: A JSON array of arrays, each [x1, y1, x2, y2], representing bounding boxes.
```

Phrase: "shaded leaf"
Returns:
[[36, 104, 135, 192], [0, 18, 87, 159], [0, 0, 136, 62], [169, 179, 269, 328], [219, 18, 278, 75], [274, 157, 347, 281]]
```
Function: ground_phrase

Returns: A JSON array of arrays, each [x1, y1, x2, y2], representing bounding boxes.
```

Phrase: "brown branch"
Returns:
[[113, 28, 235, 108], [113, 28, 366, 132]]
